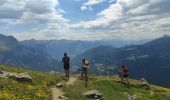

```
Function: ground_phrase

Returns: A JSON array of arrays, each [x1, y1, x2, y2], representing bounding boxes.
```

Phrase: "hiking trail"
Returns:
[[51, 77, 76, 100]]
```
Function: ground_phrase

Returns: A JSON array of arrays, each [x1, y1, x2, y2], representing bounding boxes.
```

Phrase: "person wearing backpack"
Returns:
[[62, 52, 70, 78], [121, 65, 129, 85]]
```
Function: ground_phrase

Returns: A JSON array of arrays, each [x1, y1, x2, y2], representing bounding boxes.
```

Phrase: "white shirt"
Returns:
[[83, 60, 89, 68]]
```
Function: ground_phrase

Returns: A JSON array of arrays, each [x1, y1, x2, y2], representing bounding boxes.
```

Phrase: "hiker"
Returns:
[[118, 68, 123, 79], [81, 58, 89, 80], [140, 77, 150, 89], [120, 65, 129, 85], [62, 52, 70, 78]]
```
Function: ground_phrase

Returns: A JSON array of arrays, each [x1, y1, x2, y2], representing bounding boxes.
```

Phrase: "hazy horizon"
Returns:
[[0, 0, 170, 41]]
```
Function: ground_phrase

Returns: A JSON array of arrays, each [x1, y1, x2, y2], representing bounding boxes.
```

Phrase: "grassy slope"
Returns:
[[63, 76, 170, 100], [0, 65, 170, 100], [0, 65, 60, 100]]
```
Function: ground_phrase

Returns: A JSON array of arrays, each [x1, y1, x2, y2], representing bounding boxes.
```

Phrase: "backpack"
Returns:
[[123, 66, 128, 73]]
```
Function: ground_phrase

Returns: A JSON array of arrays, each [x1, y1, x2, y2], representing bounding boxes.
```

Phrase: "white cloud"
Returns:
[[108, 0, 115, 3], [12, 30, 115, 41], [81, 0, 107, 11], [58, 9, 65, 13], [74, 0, 170, 40], [75, 0, 123, 28], [81, 6, 88, 11], [84, 0, 107, 6], [0, 0, 67, 24], [127, 3, 150, 15], [1, 0, 170, 41]]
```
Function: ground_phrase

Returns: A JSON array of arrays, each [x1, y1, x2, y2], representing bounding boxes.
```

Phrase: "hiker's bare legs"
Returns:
[[66, 69, 68, 78], [85, 69, 88, 81], [126, 77, 129, 85], [81, 70, 84, 80], [121, 77, 123, 83], [84, 68, 88, 87], [64, 67, 69, 78], [65, 69, 67, 77], [67, 69, 70, 78], [81, 68, 86, 80]]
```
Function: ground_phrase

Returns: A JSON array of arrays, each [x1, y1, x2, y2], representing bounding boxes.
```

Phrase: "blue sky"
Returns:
[[59, 0, 113, 22], [0, 0, 170, 41]]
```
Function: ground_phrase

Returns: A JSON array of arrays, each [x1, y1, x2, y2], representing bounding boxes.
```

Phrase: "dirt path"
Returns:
[[51, 87, 64, 100], [51, 77, 76, 100], [67, 77, 76, 85]]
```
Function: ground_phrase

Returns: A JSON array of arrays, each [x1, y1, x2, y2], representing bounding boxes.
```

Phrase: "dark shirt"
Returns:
[[62, 56, 70, 66]]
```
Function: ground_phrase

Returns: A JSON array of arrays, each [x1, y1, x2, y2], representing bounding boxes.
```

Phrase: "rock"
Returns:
[[128, 94, 138, 100], [15, 73, 32, 82], [0, 71, 32, 82], [83, 90, 103, 99], [58, 95, 68, 99], [1, 71, 18, 78], [94, 95, 98, 98], [56, 83, 66, 88], [0, 74, 8, 78], [0, 71, 3, 74], [140, 78, 150, 89]]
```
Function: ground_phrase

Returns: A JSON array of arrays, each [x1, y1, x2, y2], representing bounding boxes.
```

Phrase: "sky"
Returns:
[[0, 0, 170, 41]]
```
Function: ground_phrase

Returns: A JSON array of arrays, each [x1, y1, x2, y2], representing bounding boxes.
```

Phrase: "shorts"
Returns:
[[123, 73, 128, 78], [64, 65, 69, 70], [82, 67, 88, 73]]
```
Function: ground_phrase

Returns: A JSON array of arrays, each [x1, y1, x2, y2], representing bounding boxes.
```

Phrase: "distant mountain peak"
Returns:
[[162, 34, 170, 38], [0, 34, 19, 48], [144, 35, 170, 46]]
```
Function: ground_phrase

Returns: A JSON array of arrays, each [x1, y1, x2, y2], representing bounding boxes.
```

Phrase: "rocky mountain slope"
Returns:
[[72, 35, 170, 87], [0, 34, 62, 71]]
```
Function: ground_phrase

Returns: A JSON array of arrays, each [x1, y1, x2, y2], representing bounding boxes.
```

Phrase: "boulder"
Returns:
[[0, 71, 32, 82], [83, 90, 103, 99], [127, 94, 138, 100], [140, 78, 150, 89], [125, 92, 138, 100], [56, 83, 67, 88], [1, 71, 17, 78], [124, 92, 138, 100], [0, 71, 3, 74], [15, 73, 32, 82], [0, 74, 8, 78], [58, 95, 68, 99]]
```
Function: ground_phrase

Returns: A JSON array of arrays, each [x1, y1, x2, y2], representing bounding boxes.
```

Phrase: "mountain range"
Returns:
[[20, 39, 147, 60], [71, 35, 170, 87], [0, 34, 62, 71], [1, 34, 170, 87]]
